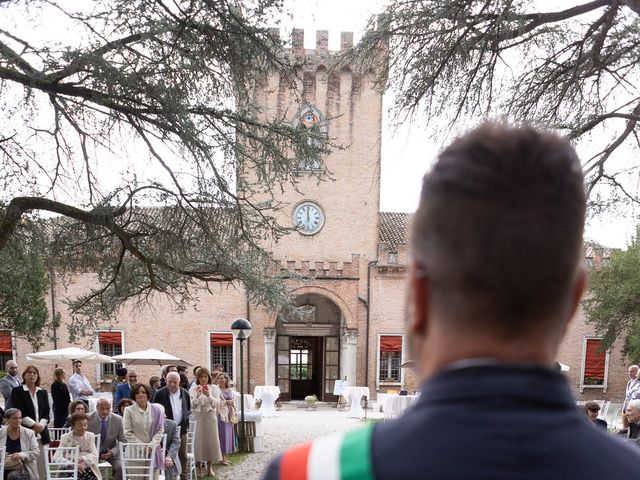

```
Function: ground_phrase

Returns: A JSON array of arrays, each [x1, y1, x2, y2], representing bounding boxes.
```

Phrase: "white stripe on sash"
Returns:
[[308, 432, 345, 480]]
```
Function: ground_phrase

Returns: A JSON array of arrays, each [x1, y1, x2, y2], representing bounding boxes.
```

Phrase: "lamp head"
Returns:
[[231, 318, 252, 341]]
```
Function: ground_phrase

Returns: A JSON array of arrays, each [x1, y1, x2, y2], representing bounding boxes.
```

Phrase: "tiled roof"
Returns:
[[379, 212, 410, 252]]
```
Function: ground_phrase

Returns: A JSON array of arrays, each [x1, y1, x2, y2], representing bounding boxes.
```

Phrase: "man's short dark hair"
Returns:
[[411, 122, 586, 338], [585, 401, 601, 412]]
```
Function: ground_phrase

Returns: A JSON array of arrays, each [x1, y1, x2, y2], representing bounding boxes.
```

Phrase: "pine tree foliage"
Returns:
[[584, 232, 640, 361], [352, 0, 640, 205], [0, 0, 326, 340]]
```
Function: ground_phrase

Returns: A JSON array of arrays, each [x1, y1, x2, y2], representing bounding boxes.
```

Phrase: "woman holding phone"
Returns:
[[189, 368, 222, 476]]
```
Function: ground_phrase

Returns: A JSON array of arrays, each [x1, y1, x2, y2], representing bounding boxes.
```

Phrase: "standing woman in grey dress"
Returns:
[[189, 368, 222, 476]]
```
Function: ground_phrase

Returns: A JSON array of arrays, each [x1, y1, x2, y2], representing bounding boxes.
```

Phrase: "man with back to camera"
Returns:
[[263, 123, 640, 479]]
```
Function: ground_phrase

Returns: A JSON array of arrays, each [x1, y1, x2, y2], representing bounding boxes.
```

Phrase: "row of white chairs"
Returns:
[[39, 419, 197, 480]]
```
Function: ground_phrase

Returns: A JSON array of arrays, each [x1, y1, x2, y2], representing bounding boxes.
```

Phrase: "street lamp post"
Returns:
[[231, 318, 252, 452]]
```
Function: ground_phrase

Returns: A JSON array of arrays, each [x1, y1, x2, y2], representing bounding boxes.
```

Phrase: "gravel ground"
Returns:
[[216, 402, 382, 480]]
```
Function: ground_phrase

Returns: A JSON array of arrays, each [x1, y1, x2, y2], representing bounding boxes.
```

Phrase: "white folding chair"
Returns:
[[186, 421, 197, 480], [48, 427, 70, 447], [45, 445, 80, 480], [119, 442, 156, 480], [0, 446, 6, 480], [94, 433, 114, 479]]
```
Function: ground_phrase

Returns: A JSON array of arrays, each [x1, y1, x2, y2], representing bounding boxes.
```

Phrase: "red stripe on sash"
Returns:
[[280, 442, 312, 480]]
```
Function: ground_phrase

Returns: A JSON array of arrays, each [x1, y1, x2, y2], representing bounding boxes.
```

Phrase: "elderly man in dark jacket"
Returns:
[[153, 372, 190, 480]]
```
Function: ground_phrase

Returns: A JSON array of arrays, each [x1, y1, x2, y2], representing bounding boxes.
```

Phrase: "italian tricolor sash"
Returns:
[[279, 423, 375, 480]]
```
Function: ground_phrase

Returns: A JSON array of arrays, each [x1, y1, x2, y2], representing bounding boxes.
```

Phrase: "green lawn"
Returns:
[[201, 451, 251, 478]]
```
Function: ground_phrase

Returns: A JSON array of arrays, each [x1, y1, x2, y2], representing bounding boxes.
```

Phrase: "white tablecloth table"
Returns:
[[253, 386, 281, 417], [88, 392, 112, 413], [382, 394, 419, 420], [343, 386, 370, 418], [233, 392, 256, 411]]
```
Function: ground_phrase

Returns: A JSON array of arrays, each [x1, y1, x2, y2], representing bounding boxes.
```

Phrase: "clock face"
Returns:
[[293, 201, 325, 235]]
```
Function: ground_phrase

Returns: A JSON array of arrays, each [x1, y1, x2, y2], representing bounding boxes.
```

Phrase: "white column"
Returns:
[[343, 329, 358, 386], [264, 328, 277, 386]]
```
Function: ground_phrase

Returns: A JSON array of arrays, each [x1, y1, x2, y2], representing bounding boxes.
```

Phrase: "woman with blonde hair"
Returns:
[[189, 367, 222, 476], [51, 368, 71, 428], [216, 373, 236, 465]]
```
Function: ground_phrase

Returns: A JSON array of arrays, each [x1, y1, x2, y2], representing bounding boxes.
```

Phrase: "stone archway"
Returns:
[[272, 292, 344, 401]]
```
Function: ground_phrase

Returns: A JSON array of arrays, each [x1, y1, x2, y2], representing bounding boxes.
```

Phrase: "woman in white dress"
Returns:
[[189, 368, 223, 476], [54, 412, 102, 480]]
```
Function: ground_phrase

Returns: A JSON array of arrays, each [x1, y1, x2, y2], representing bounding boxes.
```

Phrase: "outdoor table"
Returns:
[[233, 391, 256, 411], [382, 394, 418, 420], [88, 392, 112, 413], [343, 386, 370, 418], [254, 385, 280, 417]]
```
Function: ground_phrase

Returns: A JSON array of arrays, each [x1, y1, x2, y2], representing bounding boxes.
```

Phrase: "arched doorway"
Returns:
[[275, 293, 343, 401]]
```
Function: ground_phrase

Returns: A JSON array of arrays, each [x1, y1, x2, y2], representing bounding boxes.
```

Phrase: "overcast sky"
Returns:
[[280, 0, 639, 249]]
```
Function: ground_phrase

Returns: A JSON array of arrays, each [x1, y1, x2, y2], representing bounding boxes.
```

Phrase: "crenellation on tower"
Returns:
[[341, 32, 353, 50], [292, 28, 305, 58], [316, 30, 329, 59]]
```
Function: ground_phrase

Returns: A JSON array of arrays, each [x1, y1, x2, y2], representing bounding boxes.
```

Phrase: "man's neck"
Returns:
[[415, 328, 559, 380]]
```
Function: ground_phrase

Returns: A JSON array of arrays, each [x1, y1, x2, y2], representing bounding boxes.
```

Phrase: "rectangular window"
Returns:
[[98, 331, 123, 378], [0, 331, 13, 370], [210, 333, 233, 380], [581, 338, 609, 391], [378, 335, 402, 383]]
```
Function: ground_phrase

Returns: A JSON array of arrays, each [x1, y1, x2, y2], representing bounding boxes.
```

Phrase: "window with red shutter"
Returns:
[[210, 333, 233, 379], [98, 330, 123, 378], [379, 335, 402, 383], [583, 338, 606, 386]]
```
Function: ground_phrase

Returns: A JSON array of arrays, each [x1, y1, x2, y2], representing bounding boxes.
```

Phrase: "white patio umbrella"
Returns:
[[26, 347, 115, 363], [111, 348, 192, 367]]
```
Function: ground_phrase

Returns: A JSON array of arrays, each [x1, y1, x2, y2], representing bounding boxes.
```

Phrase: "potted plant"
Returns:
[[305, 394, 317, 409]]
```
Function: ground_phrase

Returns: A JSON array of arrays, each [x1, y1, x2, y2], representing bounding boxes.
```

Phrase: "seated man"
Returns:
[[585, 401, 608, 430], [263, 123, 640, 479], [88, 398, 126, 480]]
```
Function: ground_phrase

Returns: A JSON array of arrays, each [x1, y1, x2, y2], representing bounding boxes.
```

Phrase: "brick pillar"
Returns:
[[264, 328, 277, 386]]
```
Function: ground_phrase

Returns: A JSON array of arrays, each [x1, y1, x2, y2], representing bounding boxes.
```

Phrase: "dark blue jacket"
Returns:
[[264, 364, 640, 479], [115, 382, 131, 406]]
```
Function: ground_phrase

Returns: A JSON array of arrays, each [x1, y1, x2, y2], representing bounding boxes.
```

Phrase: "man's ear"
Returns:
[[409, 261, 430, 337], [562, 266, 587, 336]]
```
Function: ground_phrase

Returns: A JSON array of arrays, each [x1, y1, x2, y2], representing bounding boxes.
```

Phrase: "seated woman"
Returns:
[[0, 408, 40, 480], [63, 401, 88, 428], [117, 398, 134, 417], [54, 412, 102, 480]]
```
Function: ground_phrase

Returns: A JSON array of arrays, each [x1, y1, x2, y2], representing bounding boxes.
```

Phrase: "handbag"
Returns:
[[229, 410, 239, 424], [4, 456, 24, 471]]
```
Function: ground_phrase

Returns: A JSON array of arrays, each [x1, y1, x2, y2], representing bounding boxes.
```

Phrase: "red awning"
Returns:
[[584, 339, 605, 380], [210, 333, 233, 347], [98, 331, 122, 345], [0, 332, 11, 353], [380, 335, 402, 353]]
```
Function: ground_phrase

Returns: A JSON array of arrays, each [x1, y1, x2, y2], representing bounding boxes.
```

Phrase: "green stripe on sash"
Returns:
[[339, 424, 375, 480]]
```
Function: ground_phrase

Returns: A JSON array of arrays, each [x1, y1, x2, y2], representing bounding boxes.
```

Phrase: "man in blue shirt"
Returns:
[[115, 369, 138, 406]]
